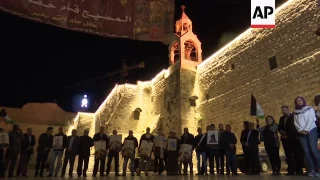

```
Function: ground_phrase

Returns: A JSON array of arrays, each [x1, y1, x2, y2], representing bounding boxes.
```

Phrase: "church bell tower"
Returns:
[[168, 5, 202, 71]]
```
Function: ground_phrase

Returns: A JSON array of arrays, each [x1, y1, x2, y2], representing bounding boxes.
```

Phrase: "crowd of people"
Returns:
[[0, 95, 319, 178]]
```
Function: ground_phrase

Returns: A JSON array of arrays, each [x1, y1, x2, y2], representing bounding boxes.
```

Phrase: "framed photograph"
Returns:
[[109, 135, 122, 151], [0, 133, 9, 148], [207, 130, 219, 145], [94, 141, 106, 151], [178, 144, 193, 162], [122, 140, 135, 158], [167, 138, 177, 151], [139, 140, 153, 158], [52, 136, 64, 150]]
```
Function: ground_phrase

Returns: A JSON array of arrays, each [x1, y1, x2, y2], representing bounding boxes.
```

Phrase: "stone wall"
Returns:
[[196, 0, 320, 151]]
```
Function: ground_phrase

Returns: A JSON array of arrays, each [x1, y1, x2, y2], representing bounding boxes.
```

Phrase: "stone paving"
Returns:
[[1, 172, 310, 180]]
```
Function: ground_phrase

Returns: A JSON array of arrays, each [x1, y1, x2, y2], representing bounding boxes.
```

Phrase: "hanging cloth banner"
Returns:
[[0, 0, 175, 44]]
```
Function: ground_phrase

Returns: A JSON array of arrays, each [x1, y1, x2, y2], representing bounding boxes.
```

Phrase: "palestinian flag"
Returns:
[[0, 109, 15, 124], [250, 94, 265, 119]]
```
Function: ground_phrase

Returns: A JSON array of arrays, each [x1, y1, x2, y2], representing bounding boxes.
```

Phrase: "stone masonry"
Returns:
[[0, 0, 318, 171]]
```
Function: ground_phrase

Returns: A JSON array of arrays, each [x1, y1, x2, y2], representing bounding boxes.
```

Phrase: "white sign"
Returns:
[[94, 141, 106, 151], [0, 133, 9, 148], [167, 139, 177, 151], [251, 0, 275, 28], [207, 131, 219, 145], [139, 140, 153, 158], [52, 136, 64, 150], [109, 135, 122, 151]]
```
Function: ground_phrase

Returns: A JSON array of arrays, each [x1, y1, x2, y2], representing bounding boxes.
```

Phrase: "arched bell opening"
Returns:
[[184, 40, 198, 62]]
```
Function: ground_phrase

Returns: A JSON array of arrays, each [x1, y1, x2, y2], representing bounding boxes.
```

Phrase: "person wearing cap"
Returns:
[[34, 127, 53, 177]]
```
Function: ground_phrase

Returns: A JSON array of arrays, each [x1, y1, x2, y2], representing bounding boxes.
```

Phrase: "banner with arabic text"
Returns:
[[0, 0, 175, 44]]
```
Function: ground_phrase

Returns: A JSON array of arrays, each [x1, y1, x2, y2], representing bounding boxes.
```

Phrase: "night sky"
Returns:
[[0, 0, 286, 112]]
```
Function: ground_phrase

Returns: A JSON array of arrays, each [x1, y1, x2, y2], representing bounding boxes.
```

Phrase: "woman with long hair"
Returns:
[[294, 96, 320, 177], [256, 116, 281, 175]]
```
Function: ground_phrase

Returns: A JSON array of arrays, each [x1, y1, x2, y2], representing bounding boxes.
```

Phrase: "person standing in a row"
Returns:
[[240, 121, 250, 173], [166, 131, 180, 175], [219, 124, 238, 175], [0, 128, 5, 178], [245, 122, 260, 175], [194, 127, 207, 175], [77, 129, 94, 177], [122, 130, 138, 176], [137, 127, 154, 176], [4, 125, 24, 177], [154, 128, 166, 175], [256, 116, 281, 175], [279, 106, 304, 175], [294, 96, 320, 177], [106, 130, 121, 176], [35, 127, 53, 177], [61, 129, 80, 177], [218, 124, 225, 175], [207, 124, 219, 175], [48, 127, 67, 177], [92, 127, 108, 177], [16, 128, 35, 177], [180, 128, 194, 175]]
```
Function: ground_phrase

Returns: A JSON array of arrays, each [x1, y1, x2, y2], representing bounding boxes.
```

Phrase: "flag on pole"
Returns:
[[250, 94, 265, 119], [0, 109, 15, 124]]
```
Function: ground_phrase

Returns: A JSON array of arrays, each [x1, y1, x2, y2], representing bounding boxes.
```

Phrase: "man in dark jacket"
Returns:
[[48, 127, 68, 177], [0, 128, 6, 178], [4, 124, 23, 177], [137, 127, 154, 176], [106, 130, 121, 176], [180, 127, 194, 175], [92, 127, 108, 177], [206, 124, 220, 175], [61, 129, 80, 177], [245, 122, 260, 175], [279, 106, 304, 175], [220, 124, 238, 175], [77, 128, 94, 177], [16, 128, 35, 177], [240, 121, 250, 173], [35, 127, 53, 177], [194, 127, 207, 175], [122, 130, 138, 176]]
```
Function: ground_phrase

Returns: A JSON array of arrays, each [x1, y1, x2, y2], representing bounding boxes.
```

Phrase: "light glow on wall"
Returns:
[[198, 0, 295, 69]]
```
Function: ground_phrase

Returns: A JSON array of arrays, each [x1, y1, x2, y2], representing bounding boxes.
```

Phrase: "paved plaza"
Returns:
[[1, 173, 310, 180]]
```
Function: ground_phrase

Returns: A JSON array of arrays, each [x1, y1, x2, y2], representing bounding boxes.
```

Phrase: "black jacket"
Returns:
[[79, 135, 94, 157], [37, 133, 53, 153], [246, 129, 260, 148], [181, 133, 194, 145], [194, 134, 207, 152], [240, 129, 249, 147], [64, 136, 80, 158], [21, 133, 36, 154], [219, 131, 237, 152], [278, 114, 297, 140]]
